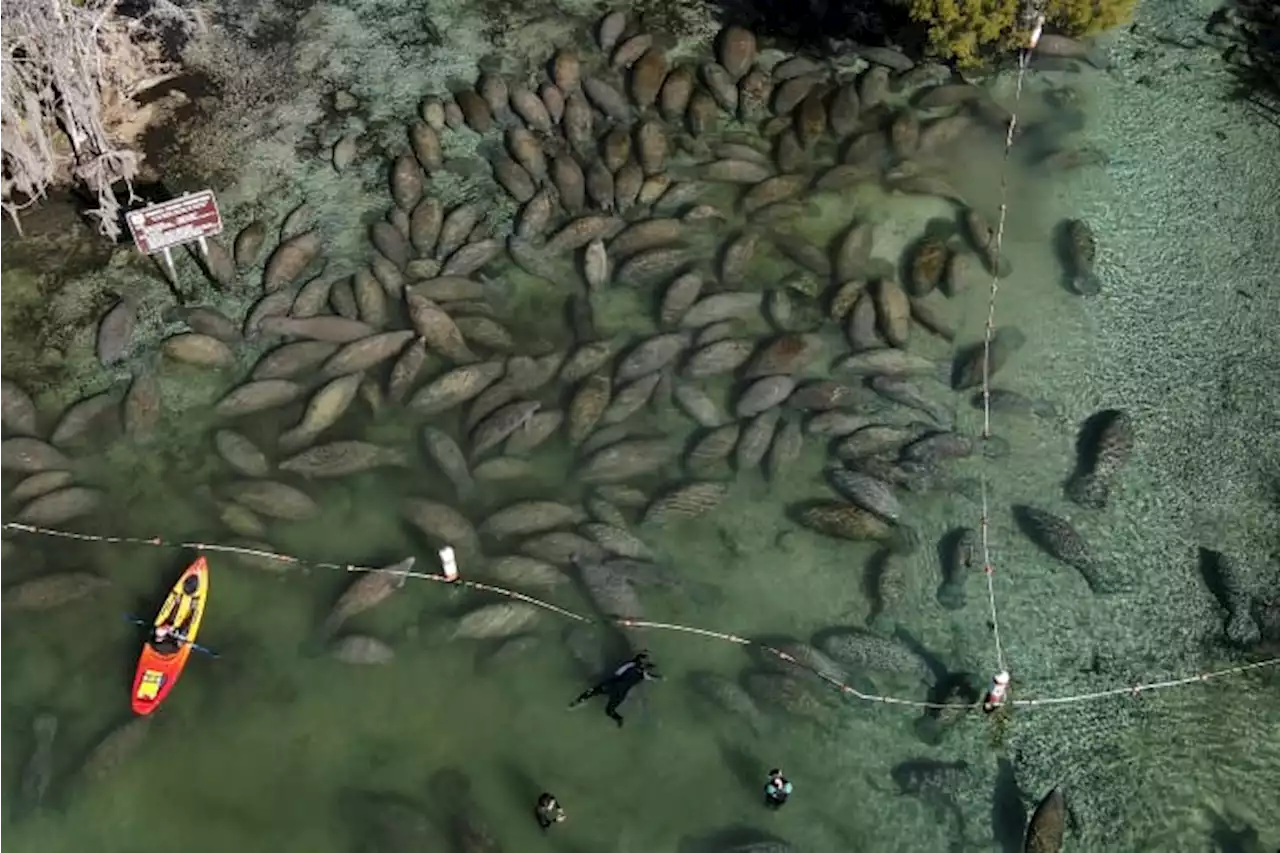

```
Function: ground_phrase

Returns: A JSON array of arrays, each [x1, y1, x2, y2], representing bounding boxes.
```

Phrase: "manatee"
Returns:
[[486, 555, 566, 589], [2, 437, 71, 473], [408, 361, 505, 416], [673, 382, 727, 427], [215, 379, 304, 418], [1023, 788, 1066, 853], [277, 371, 363, 450], [870, 375, 952, 427], [2, 572, 109, 611], [263, 231, 321, 293], [79, 718, 152, 787], [404, 499, 480, 554], [96, 295, 136, 366], [643, 480, 729, 524], [14, 486, 103, 526], [471, 400, 540, 458], [688, 670, 767, 733], [684, 338, 755, 377], [320, 331, 413, 379], [1061, 218, 1101, 295], [1064, 409, 1133, 510], [1, 380, 39, 436], [225, 480, 318, 520], [522, 532, 606, 567], [214, 430, 270, 477], [1012, 505, 1103, 592], [11, 470, 74, 504], [765, 417, 803, 482], [279, 441, 409, 478], [969, 389, 1060, 420], [322, 560, 413, 639], [818, 628, 934, 684], [259, 316, 376, 344], [1198, 549, 1262, 648], [937, 527, 977, 611], [580, 438, 675, 484], [825, 466, 902, 522], [743, 670, 834, 723], [419, 426, 474, 500], [453, 602, 540, 639], [249, 341, 335, 380], [505, 410, 563, 456], [20, 712, 58, 811], [568, 373, 612, 446], [736, 376, 796, 418], [481, 501, 583, 541], [330, 635, 395, 664], [951, 327, 1027, 390], [233, 220, 267, 266], [602, 374, 662, 425], [50, 389, 120, 445]]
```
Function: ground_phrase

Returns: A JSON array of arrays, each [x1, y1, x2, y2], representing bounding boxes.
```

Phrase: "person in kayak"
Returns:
[[152, 623, 185, 653], [567, 651, 662, 727], [152, 576, 201, 651]]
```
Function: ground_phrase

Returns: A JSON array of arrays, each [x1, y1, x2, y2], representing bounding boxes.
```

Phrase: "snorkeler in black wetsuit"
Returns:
[[567, 652, 662, 727]]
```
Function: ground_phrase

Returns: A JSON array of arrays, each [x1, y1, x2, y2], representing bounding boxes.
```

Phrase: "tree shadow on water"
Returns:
[[701, 0, 918, 56]]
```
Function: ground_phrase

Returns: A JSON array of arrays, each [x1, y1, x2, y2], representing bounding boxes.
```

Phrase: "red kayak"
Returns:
[[131, 557, 209, 715]]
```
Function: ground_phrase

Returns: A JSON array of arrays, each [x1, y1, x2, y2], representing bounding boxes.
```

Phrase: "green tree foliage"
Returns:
[[907, 0, 1137, 66]]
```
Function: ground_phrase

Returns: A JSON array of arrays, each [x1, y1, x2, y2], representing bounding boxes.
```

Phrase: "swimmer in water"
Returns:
[[567, 652, 662, 727]]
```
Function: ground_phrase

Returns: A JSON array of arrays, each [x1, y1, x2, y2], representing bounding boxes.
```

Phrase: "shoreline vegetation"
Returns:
[[1, 0, 203, 240]]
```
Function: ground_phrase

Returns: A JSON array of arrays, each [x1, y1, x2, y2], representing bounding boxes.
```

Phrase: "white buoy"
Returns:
[[439, 546, 458, 581]]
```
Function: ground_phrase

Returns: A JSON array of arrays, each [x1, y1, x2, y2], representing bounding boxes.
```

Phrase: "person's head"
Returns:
[[538, 793, 555, 808], [156, 624, 170, 637], [183, 575, 199, 594], [634, 651, 650, 664], [768, 768, 780, 777]]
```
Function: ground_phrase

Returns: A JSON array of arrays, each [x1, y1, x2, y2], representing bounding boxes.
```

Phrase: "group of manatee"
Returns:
[[4, 8, 1278, 852]]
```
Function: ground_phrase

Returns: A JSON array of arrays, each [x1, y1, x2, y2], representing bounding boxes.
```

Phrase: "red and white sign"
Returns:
[[126, 190, 223, 254]]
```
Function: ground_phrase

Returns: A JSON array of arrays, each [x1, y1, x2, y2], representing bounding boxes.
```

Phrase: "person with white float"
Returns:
[[983, 670, 1011, 713]]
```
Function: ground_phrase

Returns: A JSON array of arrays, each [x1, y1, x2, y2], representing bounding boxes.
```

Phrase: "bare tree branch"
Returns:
[[1, 0, 200, 239]]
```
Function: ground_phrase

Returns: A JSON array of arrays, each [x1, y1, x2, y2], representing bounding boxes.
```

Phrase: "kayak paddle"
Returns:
[[124, 615, 220, 658]]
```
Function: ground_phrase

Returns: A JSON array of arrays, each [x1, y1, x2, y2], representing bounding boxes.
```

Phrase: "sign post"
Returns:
[[125, 190, 224, 283]]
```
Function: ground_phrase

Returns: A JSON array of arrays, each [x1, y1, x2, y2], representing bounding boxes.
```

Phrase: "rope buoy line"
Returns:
[[5, 522, 1276, 712], [974, 15, 1045, 689]]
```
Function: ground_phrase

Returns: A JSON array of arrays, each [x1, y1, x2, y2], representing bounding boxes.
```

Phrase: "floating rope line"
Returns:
[[975, 13, 1048, 681], [5, 522, 1275, 713], [0, 522, 590, 623]]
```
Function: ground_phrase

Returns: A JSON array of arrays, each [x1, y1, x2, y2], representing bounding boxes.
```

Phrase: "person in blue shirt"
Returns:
[[567, 652, 662, 727], [764, 769, 793, 809]]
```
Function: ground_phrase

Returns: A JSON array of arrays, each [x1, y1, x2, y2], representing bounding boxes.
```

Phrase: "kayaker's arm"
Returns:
[[124, 615, 221, 658]]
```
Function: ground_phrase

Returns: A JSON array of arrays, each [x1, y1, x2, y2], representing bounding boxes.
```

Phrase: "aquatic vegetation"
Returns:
[[906, 0, 1137, 65]]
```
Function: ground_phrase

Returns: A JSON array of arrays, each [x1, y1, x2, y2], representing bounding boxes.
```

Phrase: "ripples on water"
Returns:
[[3, 6, 1279, 853]]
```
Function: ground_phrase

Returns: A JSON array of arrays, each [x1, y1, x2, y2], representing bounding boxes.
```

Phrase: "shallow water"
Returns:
[[3, 0, 1280, 851]]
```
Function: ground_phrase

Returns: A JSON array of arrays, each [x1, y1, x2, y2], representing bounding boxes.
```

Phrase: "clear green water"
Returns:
[[4, 4, 1280, 852]]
